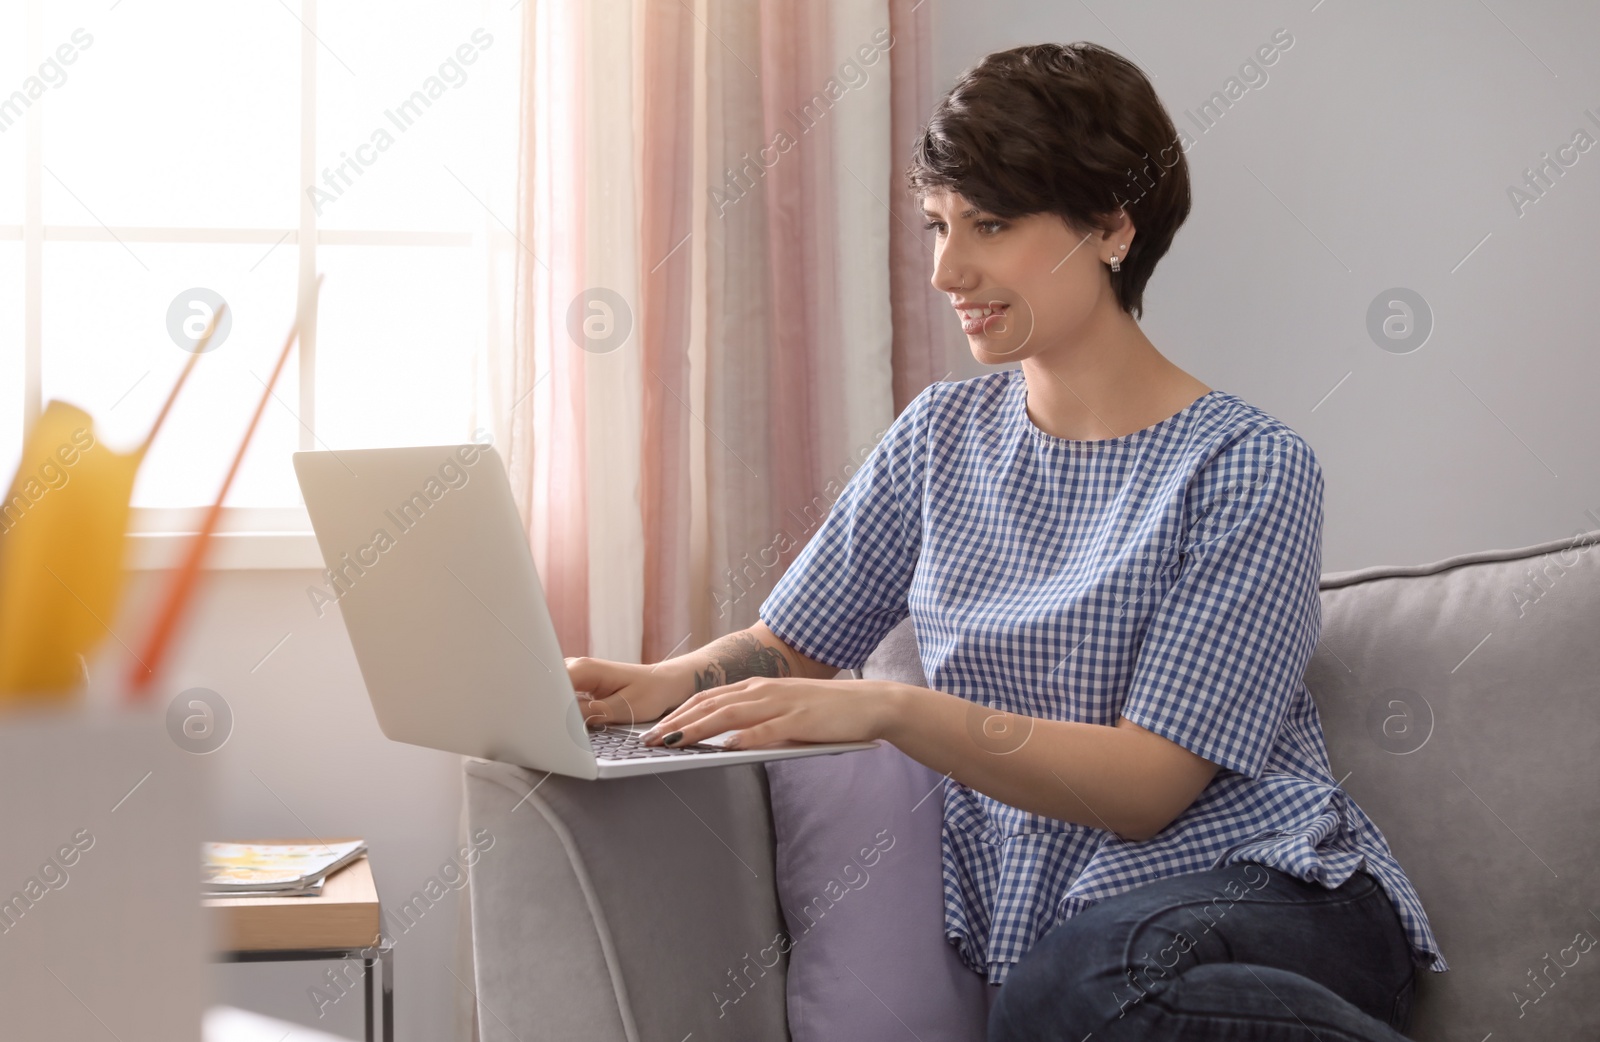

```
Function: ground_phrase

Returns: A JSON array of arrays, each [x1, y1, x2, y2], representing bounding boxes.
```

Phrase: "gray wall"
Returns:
[[933, 0, 1600, 572]]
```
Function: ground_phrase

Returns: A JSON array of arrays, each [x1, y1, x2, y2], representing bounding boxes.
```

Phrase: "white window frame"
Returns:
[[4, 0, 480, 570]]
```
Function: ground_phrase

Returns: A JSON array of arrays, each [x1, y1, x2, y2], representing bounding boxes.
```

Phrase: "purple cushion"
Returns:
[[763, 618, 990, 1041]]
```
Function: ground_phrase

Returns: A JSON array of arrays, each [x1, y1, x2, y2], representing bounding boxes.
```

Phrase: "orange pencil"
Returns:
[[125, 275, 324, 700]]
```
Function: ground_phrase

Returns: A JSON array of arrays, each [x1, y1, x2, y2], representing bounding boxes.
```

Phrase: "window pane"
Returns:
[[315, 1, 519, 231], [0, 244, 21, 484], [40, 1, 299, 227], [315, 244, 480, 449], [40, 242, 302, 508]]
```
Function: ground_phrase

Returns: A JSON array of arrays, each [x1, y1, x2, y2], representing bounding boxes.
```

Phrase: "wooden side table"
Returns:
[[204, 841, 393, 1042]]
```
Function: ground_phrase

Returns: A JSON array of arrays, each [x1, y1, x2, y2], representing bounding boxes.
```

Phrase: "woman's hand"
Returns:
[[565, 656, 695, 729], [640, 677, 901, 749]]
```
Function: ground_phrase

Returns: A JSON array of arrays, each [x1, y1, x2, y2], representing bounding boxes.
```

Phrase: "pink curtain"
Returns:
[[500, 0, 945, 662], [507, 0, 590, 656], [889, 0, 950, 411], [639, 0, 697, 662]]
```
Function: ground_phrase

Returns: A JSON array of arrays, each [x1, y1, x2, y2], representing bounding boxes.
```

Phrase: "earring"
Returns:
[[1108, 244, 1127, 272]]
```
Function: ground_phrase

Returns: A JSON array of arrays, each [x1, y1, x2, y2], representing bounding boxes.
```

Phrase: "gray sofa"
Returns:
[[464, 529, 1600, 1041]]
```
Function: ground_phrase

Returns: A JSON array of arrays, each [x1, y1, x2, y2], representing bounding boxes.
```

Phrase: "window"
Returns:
[[0, 0, 521, 566]]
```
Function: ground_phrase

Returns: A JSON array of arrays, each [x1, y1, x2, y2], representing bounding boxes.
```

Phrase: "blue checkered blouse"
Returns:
[[758, 370, 1447, 986]]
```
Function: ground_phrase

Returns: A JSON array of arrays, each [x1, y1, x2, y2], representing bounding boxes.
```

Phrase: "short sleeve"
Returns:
[[1119, 429, 1325, 780], [757, 385, 933, 670]]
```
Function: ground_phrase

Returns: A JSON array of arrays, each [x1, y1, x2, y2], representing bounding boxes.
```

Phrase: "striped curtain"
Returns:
[[490, 0, 950, 663]]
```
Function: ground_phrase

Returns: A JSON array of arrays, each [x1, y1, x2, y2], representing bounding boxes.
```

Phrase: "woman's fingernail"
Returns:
[[662, 730, 684, 746]]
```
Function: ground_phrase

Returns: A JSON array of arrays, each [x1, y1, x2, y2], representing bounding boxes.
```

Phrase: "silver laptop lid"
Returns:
[[294, 443, 601, 779]]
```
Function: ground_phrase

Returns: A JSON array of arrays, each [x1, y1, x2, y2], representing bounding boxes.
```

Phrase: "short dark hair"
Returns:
[[906, 42, 1190, 319]]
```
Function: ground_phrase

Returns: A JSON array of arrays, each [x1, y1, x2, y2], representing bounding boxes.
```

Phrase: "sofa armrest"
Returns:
[[464, 757, 791, 1042]]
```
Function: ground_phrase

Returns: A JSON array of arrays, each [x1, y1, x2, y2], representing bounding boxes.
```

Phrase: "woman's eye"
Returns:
[[922, 220, 1004, 235]]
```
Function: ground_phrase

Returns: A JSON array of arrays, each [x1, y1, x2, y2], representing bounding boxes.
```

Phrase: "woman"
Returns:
[[570, 41, 1445, 1042]]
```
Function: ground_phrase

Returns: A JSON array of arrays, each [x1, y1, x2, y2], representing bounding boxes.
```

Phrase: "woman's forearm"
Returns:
[[660, 621, 839, 693], [878, 683, 1216, 841]]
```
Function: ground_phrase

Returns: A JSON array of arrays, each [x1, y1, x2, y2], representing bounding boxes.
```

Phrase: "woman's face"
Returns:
[[923, 188, 1126, 365]]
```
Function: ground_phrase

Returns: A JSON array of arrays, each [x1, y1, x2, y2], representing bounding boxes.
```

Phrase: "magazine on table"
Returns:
[[203, 839, 366, 895]]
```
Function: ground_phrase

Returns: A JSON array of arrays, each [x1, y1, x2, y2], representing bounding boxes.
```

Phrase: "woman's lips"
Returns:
[[956, 305, 1009, 336]]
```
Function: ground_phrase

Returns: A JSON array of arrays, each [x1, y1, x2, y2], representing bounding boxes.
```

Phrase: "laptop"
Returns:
[[293, 443, 879, 779]]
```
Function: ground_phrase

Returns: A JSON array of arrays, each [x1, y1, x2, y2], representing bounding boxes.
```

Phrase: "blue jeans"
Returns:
[[987, 863, 1419, 1041]]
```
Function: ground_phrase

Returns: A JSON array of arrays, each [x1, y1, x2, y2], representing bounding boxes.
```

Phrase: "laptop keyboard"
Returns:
[[588, 726, 725, 759]]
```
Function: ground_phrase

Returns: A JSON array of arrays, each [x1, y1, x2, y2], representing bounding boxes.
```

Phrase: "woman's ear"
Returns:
[[1098, 208, 1136, 253]]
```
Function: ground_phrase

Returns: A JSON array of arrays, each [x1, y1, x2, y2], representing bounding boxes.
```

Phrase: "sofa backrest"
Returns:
[[1310, 528, 1600, 1041]]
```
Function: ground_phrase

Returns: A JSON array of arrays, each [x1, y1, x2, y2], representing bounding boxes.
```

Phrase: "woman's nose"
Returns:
[[932, 252, 969, 296]]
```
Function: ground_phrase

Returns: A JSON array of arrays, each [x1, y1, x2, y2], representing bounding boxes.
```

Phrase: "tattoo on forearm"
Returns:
[[693, 632, 793, 692]]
